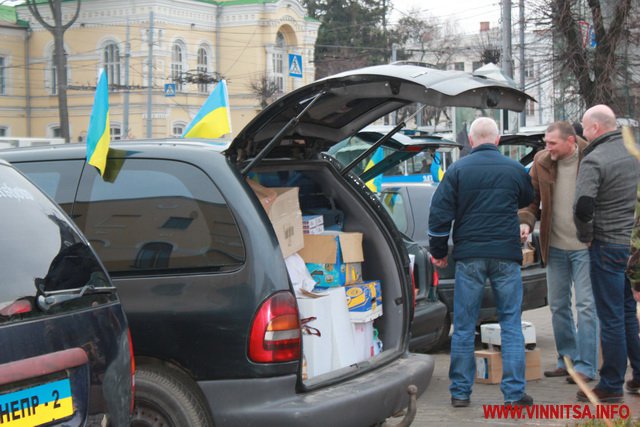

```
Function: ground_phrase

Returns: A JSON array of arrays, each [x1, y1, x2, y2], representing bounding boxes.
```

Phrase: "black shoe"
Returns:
[[577, 388, 623, 403], [505, 393, 534, 407], [566, 372, 593, 384], [543, 367, 568, 377], [451, 397, 470, 408], [625, 379, 640, 394]]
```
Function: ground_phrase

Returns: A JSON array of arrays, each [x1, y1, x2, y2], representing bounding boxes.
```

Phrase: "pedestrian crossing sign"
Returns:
[[164, 83, 176, 97], [288, 54, 303, 78]]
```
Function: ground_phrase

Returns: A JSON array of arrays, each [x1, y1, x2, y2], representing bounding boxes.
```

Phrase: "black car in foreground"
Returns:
[[0, 160, 133, 426], [2, 63, 532, 426], [378, 132, 548, 350]]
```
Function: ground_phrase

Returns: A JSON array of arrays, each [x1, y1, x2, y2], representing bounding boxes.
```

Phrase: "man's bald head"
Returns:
[[582, 104, 618, 142], [468, 117, 500, 148]]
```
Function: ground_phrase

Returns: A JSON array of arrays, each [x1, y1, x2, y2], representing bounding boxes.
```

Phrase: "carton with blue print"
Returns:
[[345, 281, 383, 322], [299, 231, 363, 288]]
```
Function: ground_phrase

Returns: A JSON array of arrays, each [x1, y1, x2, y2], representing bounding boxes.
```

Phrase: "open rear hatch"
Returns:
[[224, 63, 534, 384]]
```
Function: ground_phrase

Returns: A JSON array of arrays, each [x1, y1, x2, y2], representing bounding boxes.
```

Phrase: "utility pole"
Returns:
[[123, 18, 130, 139], [501, 0, 513, 132], [26, 0, 81, 142], [519, 0, 526, 127], [146, 11, 154, 138]]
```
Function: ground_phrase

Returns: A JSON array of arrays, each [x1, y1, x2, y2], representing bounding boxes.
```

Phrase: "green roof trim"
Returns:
[[209, 0, 278, 5], [0, 5, 17, 23]]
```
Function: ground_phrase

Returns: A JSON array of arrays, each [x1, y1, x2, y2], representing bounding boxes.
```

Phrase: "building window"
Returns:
[[171, 43, 184, 92], [472, 61, 483, 71], [104, 42, 121, 88], [0, 57, 5, 95], [526, 100, 535, 116], [272, 32, 286, 94], [0, 126, 7, 137], [524, 58, 535, 79], [110, 124, 122, 140], [197, 47, 208, 94], [49, 56, 58, 95], [453, 62, 464, 71], [47, 50, 69, 95], [50, 126, 61, 138], [172, 122, 186, 137]]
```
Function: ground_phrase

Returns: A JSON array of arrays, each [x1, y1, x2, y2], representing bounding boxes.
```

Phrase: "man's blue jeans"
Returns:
[[589, 240, 640, 393], [547, 247, 599, 378], [449, 258, 526, 402]]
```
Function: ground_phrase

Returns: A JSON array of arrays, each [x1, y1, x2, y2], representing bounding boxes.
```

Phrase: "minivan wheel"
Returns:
[[131, 365, 213, 427]]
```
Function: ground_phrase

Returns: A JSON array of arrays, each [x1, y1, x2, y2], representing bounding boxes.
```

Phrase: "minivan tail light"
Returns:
[[127, 329, 136, 415], [0, 300, 32, 316], [249, 292, 301, 363]]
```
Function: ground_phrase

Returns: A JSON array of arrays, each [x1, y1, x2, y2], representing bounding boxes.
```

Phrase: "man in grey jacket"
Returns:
[[574, 104, 640, 403]]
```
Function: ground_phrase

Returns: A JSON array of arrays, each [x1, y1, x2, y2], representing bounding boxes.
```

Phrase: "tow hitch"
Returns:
[[381, 384, 418, 427]]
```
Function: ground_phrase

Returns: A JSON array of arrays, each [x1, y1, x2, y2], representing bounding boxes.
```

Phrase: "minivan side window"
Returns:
[[74, 158, 245, 274]]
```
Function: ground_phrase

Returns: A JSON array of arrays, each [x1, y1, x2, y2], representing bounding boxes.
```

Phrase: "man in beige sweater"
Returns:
[[519, 121, 598, 384]]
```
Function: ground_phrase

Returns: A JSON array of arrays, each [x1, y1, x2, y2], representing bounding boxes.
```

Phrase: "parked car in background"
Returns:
[[0, 160, 133, 426], [376, 131, 548, 350], [327, 130, 463, 352], [2, 63, 532, 426]]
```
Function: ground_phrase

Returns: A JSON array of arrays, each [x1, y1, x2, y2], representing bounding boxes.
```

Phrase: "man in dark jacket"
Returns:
[[429, 117, 534, 408], [574, 104, 640, 403]]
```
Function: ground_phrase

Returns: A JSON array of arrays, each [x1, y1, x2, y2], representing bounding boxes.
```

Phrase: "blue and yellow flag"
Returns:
[[430, 152, 445, 182], [182, 80, 232, 139], [364, 147, 384, 192], [86, 69, 110, 176]]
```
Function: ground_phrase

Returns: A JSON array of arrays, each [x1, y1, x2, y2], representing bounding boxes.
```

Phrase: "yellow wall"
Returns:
[[0, 0, 318, 142]]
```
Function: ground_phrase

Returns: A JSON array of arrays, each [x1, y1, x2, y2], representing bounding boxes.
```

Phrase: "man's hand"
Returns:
[[633, 288, 640, 303], [520, 224, 531, 243], [433, 256, 448, 269]]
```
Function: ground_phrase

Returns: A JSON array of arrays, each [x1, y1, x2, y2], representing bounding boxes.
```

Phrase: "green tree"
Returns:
[[303, 0, 391, 78]]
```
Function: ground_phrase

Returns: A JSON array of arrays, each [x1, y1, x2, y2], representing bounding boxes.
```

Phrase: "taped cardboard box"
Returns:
[[299, 231, 364, 287], [522, 243, 535, 266], [248, 180, 304, 258], [475, 348, 542, 384]]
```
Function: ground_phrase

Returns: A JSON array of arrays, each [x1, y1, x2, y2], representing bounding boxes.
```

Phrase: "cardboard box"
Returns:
[[249, 181, 304, 258], [345, 281, 383, 322], [299, 232, 364, 287], [303, 215, 323, 229], [522, 244, 535, 266], [475, 349, 542, 384], [480, 321, 536, 347]]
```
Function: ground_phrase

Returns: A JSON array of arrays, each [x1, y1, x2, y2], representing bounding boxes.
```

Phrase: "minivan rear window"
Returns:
[[0, 164, 109, 314], [74, 158, 246, 274]]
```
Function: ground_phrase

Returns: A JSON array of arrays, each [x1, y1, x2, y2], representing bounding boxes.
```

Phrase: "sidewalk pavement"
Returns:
[[412, 306, 640, 426]]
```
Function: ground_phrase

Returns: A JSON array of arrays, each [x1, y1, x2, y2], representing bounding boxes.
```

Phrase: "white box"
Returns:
[[325, 287, 358, 370], [352, 321, 374, 362], [480, 321, 536, 347], [297, 294, 333, 378]]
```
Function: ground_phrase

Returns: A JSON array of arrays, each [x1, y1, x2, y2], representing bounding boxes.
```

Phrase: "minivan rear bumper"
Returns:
[[199, 352, 433, 427]]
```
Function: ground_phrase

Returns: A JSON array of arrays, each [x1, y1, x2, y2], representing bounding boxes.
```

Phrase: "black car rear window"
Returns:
[[0, 164, 109, 314], [74, 158, 245, 274]]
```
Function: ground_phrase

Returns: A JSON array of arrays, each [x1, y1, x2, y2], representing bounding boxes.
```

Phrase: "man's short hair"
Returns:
[[546, 121, 577, 140]]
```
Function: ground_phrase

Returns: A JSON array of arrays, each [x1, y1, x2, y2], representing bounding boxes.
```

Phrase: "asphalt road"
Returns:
[[409, 306, 640, 426]]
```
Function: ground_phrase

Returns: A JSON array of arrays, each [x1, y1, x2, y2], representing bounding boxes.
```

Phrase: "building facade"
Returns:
[[0, 0, 319, 142]]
